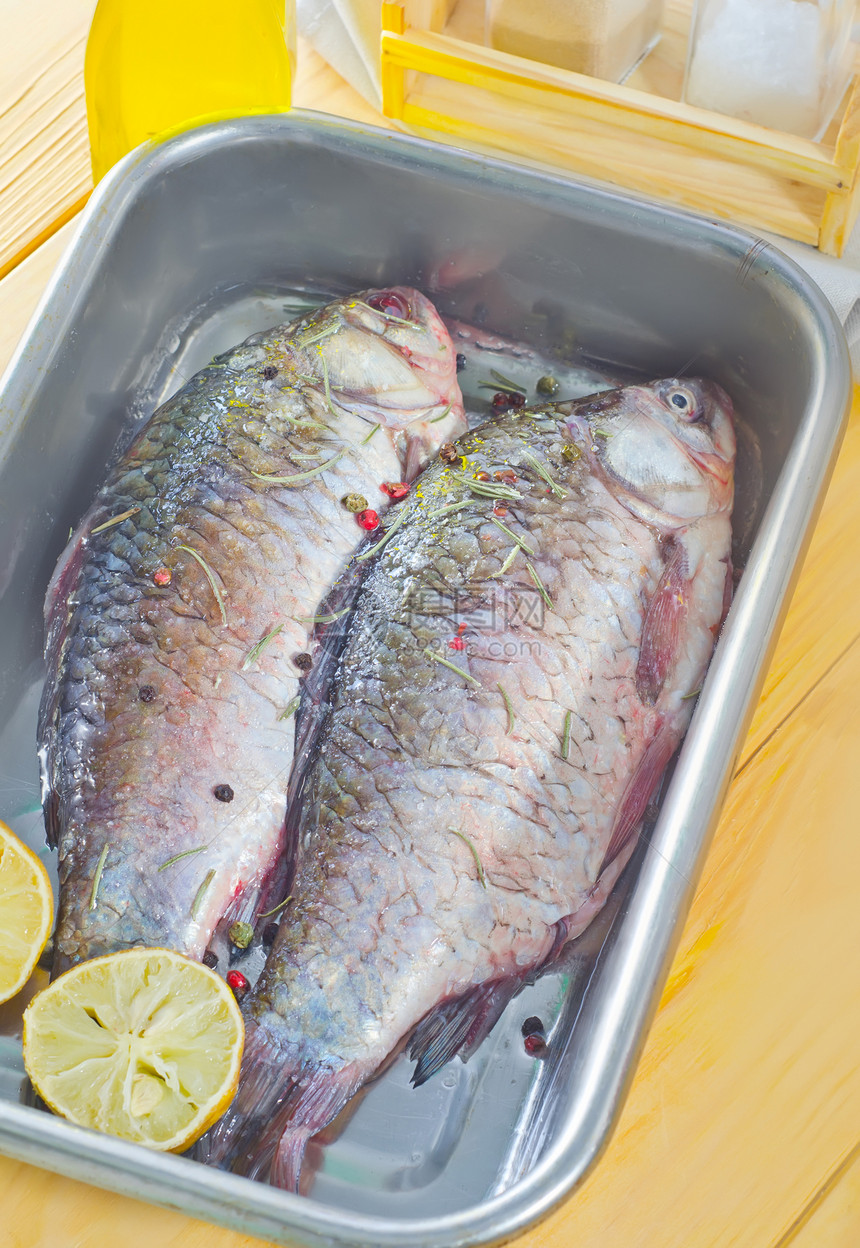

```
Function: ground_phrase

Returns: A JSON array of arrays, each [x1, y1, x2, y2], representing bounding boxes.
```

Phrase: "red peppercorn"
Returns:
[[493, 504, 508, 517], [474, 471, 491, 482], [226, 969, 249, 998], [356, 509, 380, 531], [381, 481, 410, 500], [523, 1033, 547, 1056], [509, 392, 526, 409], [491, 392, 511, 410], [152, 566, 171, 586], [494, 469, 518, 484], [449, 637, 466, 651]]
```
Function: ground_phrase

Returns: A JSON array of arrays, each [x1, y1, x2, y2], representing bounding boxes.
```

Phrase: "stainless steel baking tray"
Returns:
[[0, 112, 850, 1247]]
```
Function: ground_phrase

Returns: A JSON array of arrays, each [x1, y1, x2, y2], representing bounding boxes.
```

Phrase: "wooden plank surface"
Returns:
[[3, 8, 860, 1248]]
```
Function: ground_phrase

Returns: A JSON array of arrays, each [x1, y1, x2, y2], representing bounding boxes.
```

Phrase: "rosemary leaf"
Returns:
[[357, 507, 407, 561], [448, 827, 487, 888], [250, 449, 346, 485], [497, 683, 515, 735], [242, 624, 283, 671], [490, 515, 535, 555], [490, 546, 520, 578], [159, 846, 206, 872], [176, 545, 228, 626], [426, 500, 473, 520], [190, 869, 216, 921], [277, 695, 301, 722], [520, 449, 567, 499], [360, 423, 380, 446], [561, 709, 572, 761], [525, 560, 554, 610], [295, 320, 340, 350], [89, 845, 109, 911], [258, 893, 293, 919], [491, 368, 527, 393], [428, 402, 453, 424], [91, 507, 140, 535], [424, 647, 480, 687], [681, 688, 702, 700], [353, 299, 416, 327]]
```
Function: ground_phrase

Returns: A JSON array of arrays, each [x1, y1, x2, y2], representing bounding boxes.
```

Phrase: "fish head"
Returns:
[[311, 287, 466, 477], [568, 378, 735, 524]]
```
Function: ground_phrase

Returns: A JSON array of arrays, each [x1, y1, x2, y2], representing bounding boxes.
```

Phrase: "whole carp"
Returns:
[[208, 377, 735, 1189], [39, 288, 465, 974]]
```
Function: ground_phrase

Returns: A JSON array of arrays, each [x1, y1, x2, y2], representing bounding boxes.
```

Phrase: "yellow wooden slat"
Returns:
[[381, 25, 850, 190]]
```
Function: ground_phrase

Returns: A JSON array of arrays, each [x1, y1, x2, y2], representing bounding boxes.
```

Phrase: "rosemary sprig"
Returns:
[[158, 846, 206, 872], [448, 827, 487, 888], [428, 402, 453, 424], [357, 507, 407, 561], [681, 688, 702, 700], [520, 449, 567, 499], [242, 624, 283, 671], [525, 560, 554, 610], [89, 845, 109, 911], [249, 449, 346, 485], [190, 869, 216, 921], [424, 647, 480, 687], [561, 709, 572, 761], [91, 507, 140, 535], [490, 515, 535, 555], [497, 683, 515, 735], [258, 893, 293, 920], [177, 544, 228, 626], [277, 695, 301, 722], [450, 471, 523, 501], [360, 423, 380, 446], [490, 546, 520, 578]]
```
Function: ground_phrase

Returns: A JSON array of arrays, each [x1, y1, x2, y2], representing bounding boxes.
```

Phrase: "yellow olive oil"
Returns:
[[84, 0, 295, 183]]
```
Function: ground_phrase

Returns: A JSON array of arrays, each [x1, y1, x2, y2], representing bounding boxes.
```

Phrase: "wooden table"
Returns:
[[3, 6, 860, 1247]]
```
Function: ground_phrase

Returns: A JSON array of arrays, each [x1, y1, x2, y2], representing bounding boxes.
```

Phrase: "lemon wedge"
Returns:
[[22, 947, 244, 1151], [0, 819, 53, 1004]]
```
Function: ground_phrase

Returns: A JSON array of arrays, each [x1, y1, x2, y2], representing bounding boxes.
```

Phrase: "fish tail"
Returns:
[[204, 1019, 365, 1190]]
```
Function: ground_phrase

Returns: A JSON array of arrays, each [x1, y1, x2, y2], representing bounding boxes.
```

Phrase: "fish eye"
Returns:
[[366, 290, 411, 320], [666, 386, 700, 420]]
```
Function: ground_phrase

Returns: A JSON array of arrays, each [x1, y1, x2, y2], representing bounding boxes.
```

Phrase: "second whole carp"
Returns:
[[207, 377, 736, 1188]]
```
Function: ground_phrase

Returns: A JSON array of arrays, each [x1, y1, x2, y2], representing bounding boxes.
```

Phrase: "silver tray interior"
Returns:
[[0, 113, 850, 1248]]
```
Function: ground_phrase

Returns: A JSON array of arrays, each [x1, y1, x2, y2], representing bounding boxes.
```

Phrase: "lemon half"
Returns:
[[23, 947, 244, 1152], [0, 819, 53, 1004]]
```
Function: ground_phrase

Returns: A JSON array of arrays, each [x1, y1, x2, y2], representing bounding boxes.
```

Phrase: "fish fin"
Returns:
[[205, 1020, 366, 1191], [408, 978, 523, 1087], [601, 722, 678, 872], [636, 541, 690, 704]]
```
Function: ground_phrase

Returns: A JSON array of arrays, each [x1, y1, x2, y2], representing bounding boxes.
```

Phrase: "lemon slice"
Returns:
[[22, 947, 244, 1152], [0, 819, 53, 1004]]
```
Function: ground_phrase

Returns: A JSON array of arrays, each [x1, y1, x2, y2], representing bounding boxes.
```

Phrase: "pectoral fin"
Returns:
[[636, 542, 690, 704]]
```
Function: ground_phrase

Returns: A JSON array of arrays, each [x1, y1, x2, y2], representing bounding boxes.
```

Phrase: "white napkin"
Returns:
[[298, 0, 383, 110]]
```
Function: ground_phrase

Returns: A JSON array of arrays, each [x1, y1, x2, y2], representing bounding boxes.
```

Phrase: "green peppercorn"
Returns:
[[536, 375, 559, 397], [561, 443, 582, 463], [341, 493, 368, 513], [228, 921, 254, 950]]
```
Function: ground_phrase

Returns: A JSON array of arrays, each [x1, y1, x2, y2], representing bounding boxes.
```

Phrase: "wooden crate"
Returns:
[[381, 0, 860, 255]]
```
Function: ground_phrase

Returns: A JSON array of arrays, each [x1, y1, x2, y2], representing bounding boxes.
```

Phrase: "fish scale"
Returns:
[[39, 288, 465, 976], [207, 377, 735, 1191]]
